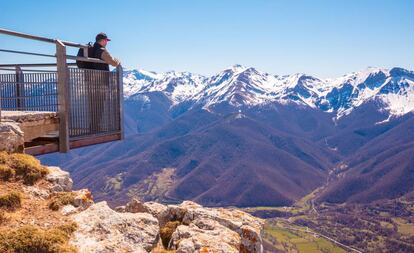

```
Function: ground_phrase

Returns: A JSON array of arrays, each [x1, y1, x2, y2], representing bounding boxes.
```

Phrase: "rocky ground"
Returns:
[[0, 152, 265, 253]]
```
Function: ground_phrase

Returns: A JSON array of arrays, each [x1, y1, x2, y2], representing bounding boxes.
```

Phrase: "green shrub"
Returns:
[[0, 224, 78, 253], [160, 221, 181, 249], [0, 191, 22, 210], [48, 192, 76, 211], [0, 164, 15, 181], [9, 153, 49, 185]]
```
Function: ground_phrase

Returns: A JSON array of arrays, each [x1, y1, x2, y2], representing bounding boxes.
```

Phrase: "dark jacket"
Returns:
[[92, 42, 110, 71]]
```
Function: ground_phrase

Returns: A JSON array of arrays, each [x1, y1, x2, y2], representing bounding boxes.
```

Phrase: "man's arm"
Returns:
[[101, 49, 120, 67]]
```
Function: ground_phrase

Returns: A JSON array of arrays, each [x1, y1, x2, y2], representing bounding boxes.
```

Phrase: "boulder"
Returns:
[[143, 201, 169, 226], [121, 199, 168, 226], [171, 201, 264, 253], [170, 219, 241, 253], [0, 121, 24, 153], [46, 166, 73, 192], [124, 198, 147, 213], [71, 201, 159, 253], [115, 199, 265, 252]]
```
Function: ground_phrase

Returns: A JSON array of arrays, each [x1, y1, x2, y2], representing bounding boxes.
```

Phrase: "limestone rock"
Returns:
[[121, 199, 168, 226], [23, 185, 50, 199], [170, 219, 241, 253], [0, 121, 24, 153], [46, 166, 73, 192], [167, 201, 263, 253], [121, 199, 265, 253], [125, 198, 147, 213], [61, 204, 78, 216], [114, 205, 126, 213], [142, 202, 169, 226], [176, 201, 264, 253], [72, 189, 93, 210], [71, 201, 159, 253]]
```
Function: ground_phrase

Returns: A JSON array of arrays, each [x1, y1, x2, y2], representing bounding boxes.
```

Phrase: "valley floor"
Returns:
[[244, 193, 414, 253]]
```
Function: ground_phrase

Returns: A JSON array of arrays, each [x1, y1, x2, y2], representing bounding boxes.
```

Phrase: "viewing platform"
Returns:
[[0, 28, 124, 155]]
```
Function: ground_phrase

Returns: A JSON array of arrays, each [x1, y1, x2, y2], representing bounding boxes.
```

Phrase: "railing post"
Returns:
[[83, 46, 88, 58], [116, 64, 124, 140], [56, 40, 70, 152], [15, 66, 24, 110], [0, 81, 2, 121]]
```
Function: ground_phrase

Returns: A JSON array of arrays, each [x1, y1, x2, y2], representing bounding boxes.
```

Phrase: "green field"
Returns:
[[263, 222, 346, 253]]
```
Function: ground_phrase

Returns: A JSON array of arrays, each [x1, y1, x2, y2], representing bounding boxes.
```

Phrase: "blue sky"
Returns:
[[1, 0, 414, 77]]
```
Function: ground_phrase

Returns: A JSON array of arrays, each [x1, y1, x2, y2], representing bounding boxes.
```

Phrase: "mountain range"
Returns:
[[39, 65, 414, 207]]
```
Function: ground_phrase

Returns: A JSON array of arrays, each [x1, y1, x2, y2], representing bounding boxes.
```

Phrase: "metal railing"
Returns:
[[0, 28, 124, 153], [0, 69, 58, 112]]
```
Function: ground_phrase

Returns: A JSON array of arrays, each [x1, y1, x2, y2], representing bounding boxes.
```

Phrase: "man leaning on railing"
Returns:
[[91, 32, 120, 70], [78, 32, 121, 133]]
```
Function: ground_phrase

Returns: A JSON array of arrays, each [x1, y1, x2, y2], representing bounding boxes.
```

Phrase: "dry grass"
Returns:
[[9, 153, 49, 185], [160, 221, 181, 249], [0, 152, 8, 164], [152, 247, 176, 253], [0, 211, 7, 225], [0, 164, 15, 181], [48, 192, 76, 211], [0, 191, 22, 210], [0, 152, 49, 185], [0, 223, 78, 253]]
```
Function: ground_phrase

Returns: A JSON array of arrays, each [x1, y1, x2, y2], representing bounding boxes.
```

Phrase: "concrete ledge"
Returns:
[[1, 111, 58, 122], [1, 111, 59, 143]]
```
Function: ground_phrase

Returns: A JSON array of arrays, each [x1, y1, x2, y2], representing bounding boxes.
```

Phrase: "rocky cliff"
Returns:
[[0, 135, 264, 253]]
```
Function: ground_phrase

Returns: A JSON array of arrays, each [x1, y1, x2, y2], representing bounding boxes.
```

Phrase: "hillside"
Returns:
[[40, 65, 414, 207]]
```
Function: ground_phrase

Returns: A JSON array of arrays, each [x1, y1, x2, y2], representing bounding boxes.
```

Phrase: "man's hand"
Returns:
[[101, 50, 121, 67]]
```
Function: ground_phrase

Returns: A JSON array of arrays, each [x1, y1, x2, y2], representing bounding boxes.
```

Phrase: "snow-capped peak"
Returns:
[[123, 66, 414, 118]]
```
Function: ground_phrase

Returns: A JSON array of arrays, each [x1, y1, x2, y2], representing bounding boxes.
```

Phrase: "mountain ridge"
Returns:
[[124, 65, 414, 119]]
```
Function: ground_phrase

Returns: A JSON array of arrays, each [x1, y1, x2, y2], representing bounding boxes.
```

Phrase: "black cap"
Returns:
[[96, 32, 111, 42]]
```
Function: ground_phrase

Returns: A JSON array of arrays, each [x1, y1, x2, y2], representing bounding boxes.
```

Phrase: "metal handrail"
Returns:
[[0, 28, 107, 64], [0, 48, 56, 58], [0, 28, 86, 48], [0, 63, 77, 68]]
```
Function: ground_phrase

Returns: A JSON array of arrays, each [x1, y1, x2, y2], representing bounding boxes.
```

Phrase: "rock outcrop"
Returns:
[[70, 197, 264, 252], [46, 166, 73, 192], [0, 121, 24, 153], [0, 154, 264, 253], [170, 219, 241, 253], [71, 201, 159, 253], [118, 199, 265, 253]]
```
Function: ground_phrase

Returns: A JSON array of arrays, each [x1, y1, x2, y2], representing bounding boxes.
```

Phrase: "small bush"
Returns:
[[160, 221, 181, 249], [0, 164, 15, 181], [0, 191, 22, 210], [55, 222, 78, 235], [0, 224, 78, 253], [0, 211, 7, 225], [48, 192, 76, 211], [0, 152, 8, 164], [9, 153, 49, 185]]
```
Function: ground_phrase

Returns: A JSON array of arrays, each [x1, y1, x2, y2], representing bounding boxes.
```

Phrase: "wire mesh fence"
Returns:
[[0, 68, 121, 138], [0, 71, 58, 111]]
